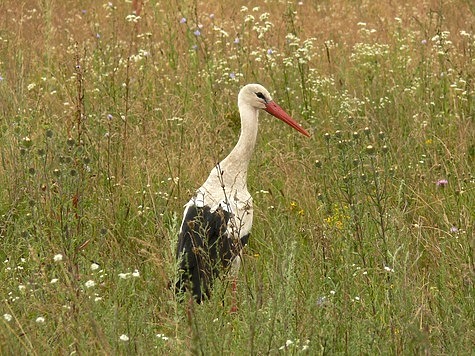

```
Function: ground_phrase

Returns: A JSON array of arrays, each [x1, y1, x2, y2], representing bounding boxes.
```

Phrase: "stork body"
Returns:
[[175, 84, 309, 303]]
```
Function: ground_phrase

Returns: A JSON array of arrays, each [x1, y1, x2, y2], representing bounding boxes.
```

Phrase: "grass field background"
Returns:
[[0, 0, 474, 354]]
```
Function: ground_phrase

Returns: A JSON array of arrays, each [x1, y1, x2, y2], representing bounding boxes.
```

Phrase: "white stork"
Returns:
[[175, 83, 310, 304]]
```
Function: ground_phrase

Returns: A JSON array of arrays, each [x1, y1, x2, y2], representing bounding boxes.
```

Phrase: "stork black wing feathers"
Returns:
[[175, 204, 249, 303]]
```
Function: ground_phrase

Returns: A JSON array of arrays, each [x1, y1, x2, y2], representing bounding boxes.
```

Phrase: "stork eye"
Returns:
[[255, 92, 267, 101]]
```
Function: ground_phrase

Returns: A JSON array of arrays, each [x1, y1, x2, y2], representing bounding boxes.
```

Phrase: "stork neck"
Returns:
[[221, 104, 259, 175]]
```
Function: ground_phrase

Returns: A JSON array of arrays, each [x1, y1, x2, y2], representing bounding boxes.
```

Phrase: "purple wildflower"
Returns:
[[107, 114, 113, 120], [0, 75, 3, 81], [234, 37, 240, 44], [436, 179, 448, 187], [316, 296, 327, 306], [180, 17, 186, 24], [81, 9, 87, 14], [229, 73, 236, 79], [194, 29, 201, 36], [450, 226, 458, 233], [421, 39, 427, 45], [267, 49, 273, 55]]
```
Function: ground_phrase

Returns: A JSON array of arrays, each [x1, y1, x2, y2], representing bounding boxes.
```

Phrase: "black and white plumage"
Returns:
[[175, 83, 310, 303]]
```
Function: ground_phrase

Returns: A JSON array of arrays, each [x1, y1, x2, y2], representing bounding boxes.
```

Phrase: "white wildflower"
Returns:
[[90, 263, 100, 271], [384, 266, 394, 272], [279, 339, 294, 350], [53, 254, 63, 262], [125, 14, 141, 23], [3, 314, 12, 322], [156, 333, 169, 341], [119, 334, 129, 342], [84, 280, 95, 288]]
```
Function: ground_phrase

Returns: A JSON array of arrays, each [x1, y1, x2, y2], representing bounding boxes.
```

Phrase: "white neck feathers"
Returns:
[[220, 102, 259, 177]]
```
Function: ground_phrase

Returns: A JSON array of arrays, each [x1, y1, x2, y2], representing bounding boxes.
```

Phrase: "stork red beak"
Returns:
[[264, 101, 310, 137]]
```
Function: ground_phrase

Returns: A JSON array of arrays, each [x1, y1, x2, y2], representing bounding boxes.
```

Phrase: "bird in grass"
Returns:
[[175, 83, 310, 305]]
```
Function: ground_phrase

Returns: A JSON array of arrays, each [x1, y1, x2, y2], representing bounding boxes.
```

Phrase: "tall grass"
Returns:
[[0, 0, 474, 354]]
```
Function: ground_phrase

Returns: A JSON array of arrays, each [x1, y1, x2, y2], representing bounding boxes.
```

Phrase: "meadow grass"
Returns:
[[0, 0, 474, 354]]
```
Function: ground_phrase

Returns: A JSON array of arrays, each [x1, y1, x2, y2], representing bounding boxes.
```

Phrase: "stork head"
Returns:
[[238, 83, 310, 137]]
